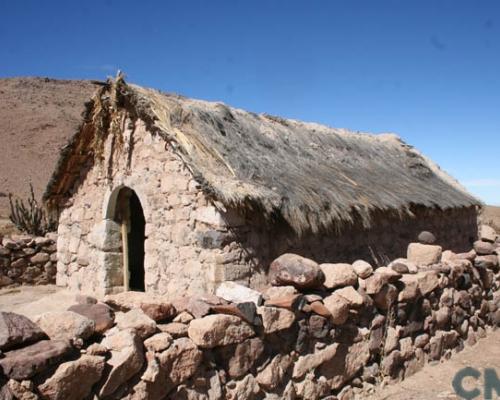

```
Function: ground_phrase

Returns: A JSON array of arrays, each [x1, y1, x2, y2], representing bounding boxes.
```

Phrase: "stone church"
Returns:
[[43, 76, 480, 297]]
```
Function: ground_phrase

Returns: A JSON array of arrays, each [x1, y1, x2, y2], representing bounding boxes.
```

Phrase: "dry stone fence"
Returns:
[[0, 226, 499, 399], [0, 233, 57, 288]]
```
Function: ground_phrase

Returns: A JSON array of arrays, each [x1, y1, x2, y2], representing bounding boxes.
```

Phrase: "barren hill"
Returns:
[[0, 77, 99, 218]]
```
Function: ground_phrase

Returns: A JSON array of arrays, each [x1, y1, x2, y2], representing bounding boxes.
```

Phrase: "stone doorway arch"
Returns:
[[111, 186, 146, 292]]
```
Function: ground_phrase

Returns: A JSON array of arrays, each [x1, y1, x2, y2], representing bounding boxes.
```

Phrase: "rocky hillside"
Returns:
[[0, 77, 100, 218]]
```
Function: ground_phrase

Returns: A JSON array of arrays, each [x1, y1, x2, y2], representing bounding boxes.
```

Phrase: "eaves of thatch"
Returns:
[[44, 77, 481, 235]]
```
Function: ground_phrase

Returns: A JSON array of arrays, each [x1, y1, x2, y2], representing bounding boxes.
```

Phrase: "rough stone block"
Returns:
[[215, 282, 263, 306], [407, 243, 442, 266]]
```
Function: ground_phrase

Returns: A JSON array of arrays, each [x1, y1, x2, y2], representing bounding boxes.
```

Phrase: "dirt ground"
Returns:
[[0, 284, 76, 319], [367, 329, 500, 400], [0, 286, 498, 399]]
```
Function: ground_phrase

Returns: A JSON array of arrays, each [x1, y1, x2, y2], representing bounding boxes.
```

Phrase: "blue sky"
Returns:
[[1, 1, 499, 205]]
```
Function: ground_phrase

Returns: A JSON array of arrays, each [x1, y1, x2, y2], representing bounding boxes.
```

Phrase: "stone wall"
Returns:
[[215, 205, 479, 290], [56, 118, 236, 297], [0, 233, 57, 288], [0, 233, 499, 399], [55, 116, 479, 299]]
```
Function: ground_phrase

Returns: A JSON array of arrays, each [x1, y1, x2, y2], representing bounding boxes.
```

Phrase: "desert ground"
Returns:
[[367, 329, 500, 400]]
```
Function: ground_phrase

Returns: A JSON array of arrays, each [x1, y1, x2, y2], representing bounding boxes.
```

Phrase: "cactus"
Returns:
[[8, 184, 57, 235]]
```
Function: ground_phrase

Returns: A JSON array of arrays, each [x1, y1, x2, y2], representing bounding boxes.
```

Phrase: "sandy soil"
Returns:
[[0, 77, 99, 218], [0, 285, 76, 319], [367, 329, 500, 400]]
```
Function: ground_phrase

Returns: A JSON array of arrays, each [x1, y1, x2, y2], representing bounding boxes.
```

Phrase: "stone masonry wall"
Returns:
[[0, 233, 57, 288], [211, 205, 479, 291], [56, 118, 249, 298], [0, 229, 499, 399]]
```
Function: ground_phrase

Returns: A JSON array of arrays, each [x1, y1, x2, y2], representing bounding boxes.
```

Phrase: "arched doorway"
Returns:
[[114, 187, 146, 291]]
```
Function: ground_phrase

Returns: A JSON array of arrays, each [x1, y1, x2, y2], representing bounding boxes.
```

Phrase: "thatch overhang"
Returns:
[[44, 77, 481, 235]]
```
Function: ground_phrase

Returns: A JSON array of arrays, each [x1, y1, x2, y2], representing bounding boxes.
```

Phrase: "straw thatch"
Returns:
[[44, 77, 480, 234]]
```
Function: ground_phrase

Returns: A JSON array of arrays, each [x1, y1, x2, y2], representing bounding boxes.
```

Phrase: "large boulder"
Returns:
[[0, 312, 46, 351], [257, 306, 296, 334], [215, 282, 263, 306], [34, 311, 95, 341], [67, 303, 115, 334], [269, 254, 324, 290], [99, 329, 145, 398], [38, 355, 105, 400], [104, 291, 176, 322], [188, 314, 254, 348], [0, 340, 73, 380], [115, 309, 157, 339], [320, 263, 357, 289], [407, 243, 442, 265]]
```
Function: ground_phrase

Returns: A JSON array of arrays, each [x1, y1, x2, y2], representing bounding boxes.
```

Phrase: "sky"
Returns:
[[1, 1, 499, 205]]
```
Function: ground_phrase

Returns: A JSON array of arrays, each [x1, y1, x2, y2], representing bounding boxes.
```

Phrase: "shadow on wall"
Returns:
[[231, 205, 479, 273]]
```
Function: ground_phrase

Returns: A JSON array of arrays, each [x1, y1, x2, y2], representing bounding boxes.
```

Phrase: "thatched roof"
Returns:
[[44, 77, 480, 234]]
